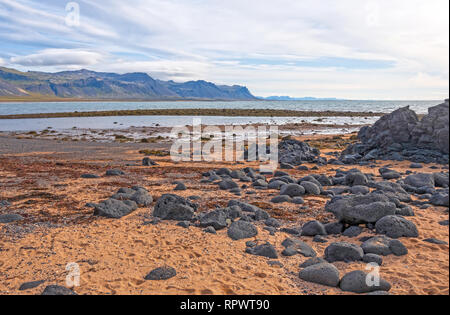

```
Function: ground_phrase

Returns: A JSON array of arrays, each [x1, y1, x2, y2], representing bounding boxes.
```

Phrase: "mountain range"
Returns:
[[261, 96, 343, 101], [0, 67, 257, 101]]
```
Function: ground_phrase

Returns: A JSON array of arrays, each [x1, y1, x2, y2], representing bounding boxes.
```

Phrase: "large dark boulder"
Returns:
[[19, 280, 46, 291], [228, 200, 261, 213], [153, 194, 197, 221], [111, 187, 153, 206], [404, 173, 435, 189], [375, 215, 419, 238], [246, 242, 278, 259], [278, 139, 323, 165], [411, 100, 449, 154], [325, 193, 396, 225], [340, 270, 391, 294], [218, 179, 239, 190], [301, 220, 327, 236], [369, 181, 411, 203], [379, 168, 401, 180], [433, 173, 449, 188], [430, 192, 449, 207], [280, 184, 305, 197], [199, 209, 229, 230], [324, 242, 364, 263], [41, 285, 77, 295], [281, 238, 317, 257], [228, 220, 258, 240], [340, 100, 449, 164], [361, 235, 408, 256], [357, 106, 419, 150], [300, 181, 321, 195], [344, 172, 368, 186], [93, 199, 138, 219], [299, 263, 340, 287]]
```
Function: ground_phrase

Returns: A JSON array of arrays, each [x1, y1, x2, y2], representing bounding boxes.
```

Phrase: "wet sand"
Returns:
[[0, 134, 448, 295]]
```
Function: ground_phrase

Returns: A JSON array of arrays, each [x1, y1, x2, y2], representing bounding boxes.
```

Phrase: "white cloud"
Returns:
[[10, 49, 103, 67], [0, 57, 4, 65], [0, 0, 448, 99], [103, 59, 212, 82]]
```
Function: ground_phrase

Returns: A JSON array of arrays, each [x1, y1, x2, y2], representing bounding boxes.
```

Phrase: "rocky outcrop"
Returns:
[[153, 194, 197, 221], [278, 139, 326, 165], [324, 242, 364, 263], [93, 199, 138, 219], [41, 285, 77, 295], [340, 270, 391, 294], [375, 215, 419, 238], [227, 220, 258, 240], [325, 193, 397, 225], [411, 100, 449, 154], [341, 100, 449, 164], [299, 263, 340, 287]]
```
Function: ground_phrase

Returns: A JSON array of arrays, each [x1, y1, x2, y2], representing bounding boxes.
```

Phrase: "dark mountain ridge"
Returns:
[[0, 67, 257, 100]]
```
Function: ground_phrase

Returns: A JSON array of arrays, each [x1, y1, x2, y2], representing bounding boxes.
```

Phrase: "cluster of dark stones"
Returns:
[[198, 165, 448, 240], [70, 100, 449, 295], [295, 233, 413, 294], [341, 100, 449, 164], [299, 260, 391, 294], [92, 186, 153, 219], [243, 139, 326, 167], [192, 164, 446, 294], [152, 192, 277, 239], [278, 139, 327, 166]]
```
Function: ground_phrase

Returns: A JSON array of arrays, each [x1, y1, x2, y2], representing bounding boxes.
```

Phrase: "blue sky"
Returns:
[[0, 0, 448, 99]]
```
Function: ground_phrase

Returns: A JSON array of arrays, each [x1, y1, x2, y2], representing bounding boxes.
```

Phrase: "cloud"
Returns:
[[102, 59, 212, 82], [0, 0, 448, 99], [10, 49, 103, 67], [0, 57, 4, 65]]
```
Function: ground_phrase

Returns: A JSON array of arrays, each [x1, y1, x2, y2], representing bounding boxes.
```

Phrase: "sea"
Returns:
[[0, 100, 440, 132]]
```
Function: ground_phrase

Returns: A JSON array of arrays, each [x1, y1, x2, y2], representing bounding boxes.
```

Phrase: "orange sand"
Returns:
[[0, 135, 448, 295]]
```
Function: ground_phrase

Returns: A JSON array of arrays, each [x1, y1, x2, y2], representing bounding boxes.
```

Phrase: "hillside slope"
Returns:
[[0, 67, 257, 101]]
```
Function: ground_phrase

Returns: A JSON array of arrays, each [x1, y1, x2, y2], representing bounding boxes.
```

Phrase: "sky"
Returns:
[[0, 0, 448, 100]]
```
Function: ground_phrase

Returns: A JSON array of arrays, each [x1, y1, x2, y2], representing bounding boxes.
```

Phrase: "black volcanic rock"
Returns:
[[340, 270, 391, 293], [41, 285, 77, 295], [144, 267, 177, 280], [278, 139, 324, 165], [341, 100, 449, 164], [153, 194, 197, 221]]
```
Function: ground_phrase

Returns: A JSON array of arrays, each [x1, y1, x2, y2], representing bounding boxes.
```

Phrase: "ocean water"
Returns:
[[0, 100, 440, 132], [0, 100, 440, 116], [0, 115, 378, 132]]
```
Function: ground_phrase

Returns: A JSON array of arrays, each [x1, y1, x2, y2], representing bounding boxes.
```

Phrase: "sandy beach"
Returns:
[[0, 132, 448, 295], [0, 0, 448, 301]]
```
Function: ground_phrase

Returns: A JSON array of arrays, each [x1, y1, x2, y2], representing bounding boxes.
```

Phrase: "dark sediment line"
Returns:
[[0, 109, 385, 119]]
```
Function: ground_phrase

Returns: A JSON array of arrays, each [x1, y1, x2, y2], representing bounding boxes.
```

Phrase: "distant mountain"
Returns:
[[159, 80, 255, 100], [261, 96, 344, 101], [0, 67, 257, 101], [0, 79, 29, 96]]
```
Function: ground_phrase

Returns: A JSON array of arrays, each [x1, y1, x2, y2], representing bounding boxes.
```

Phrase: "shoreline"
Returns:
[[1, 122, 364, 143], [0, 108, 384, 119], [0, 133, 448, 295], [0, 98, 441, 103]]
